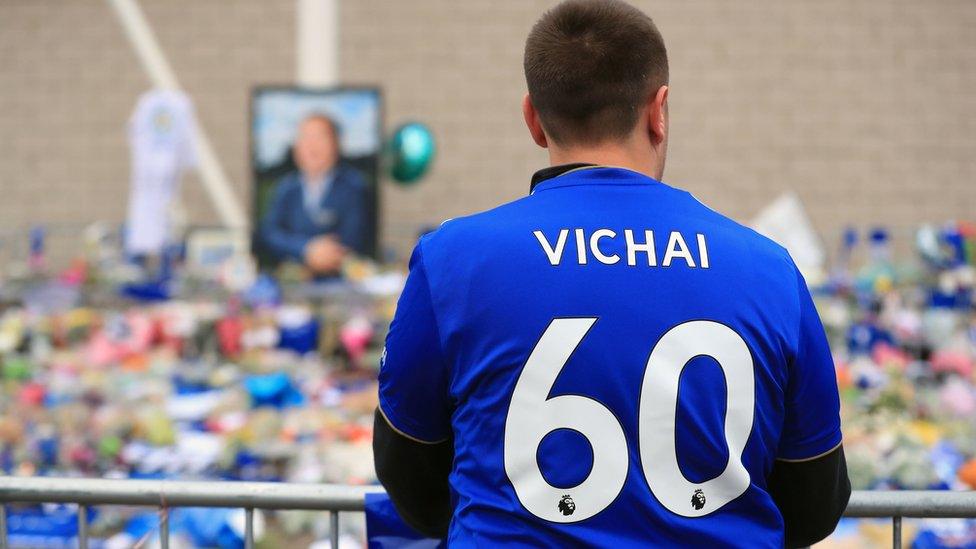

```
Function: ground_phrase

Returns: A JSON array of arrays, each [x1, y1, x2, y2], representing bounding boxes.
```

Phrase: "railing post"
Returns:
[[0, 504, 7, 549], [245, 507, 254, 549], [78, 505, 88, 549], [160, 507, 169, 549], [331, 510, 339, 548], [892, 516, 901, 549]]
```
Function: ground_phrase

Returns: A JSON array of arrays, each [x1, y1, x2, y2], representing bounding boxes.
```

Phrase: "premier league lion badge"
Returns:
[[558, 494, 576, 516]]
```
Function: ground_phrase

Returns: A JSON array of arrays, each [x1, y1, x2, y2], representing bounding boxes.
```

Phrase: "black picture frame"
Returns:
[[249, 85, 383, 266]]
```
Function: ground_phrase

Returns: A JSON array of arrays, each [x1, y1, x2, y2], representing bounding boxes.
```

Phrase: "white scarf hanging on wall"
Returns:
[[124, 89, 197, 255]]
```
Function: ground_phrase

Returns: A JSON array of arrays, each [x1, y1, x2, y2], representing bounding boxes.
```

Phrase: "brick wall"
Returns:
[[1, 0, 973, 265], [343, 0, 976, 255]]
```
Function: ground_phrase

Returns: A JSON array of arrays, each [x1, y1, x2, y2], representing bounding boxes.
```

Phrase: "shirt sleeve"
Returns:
[[777, 265, 843, 461], [377, 241, 452, 443]]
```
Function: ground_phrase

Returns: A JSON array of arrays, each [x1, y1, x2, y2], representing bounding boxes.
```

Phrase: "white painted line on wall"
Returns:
[[106, 0, 248, 230]]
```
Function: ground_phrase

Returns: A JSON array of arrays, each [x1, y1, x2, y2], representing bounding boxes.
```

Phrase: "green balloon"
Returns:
[[388, 122, 435, 185]]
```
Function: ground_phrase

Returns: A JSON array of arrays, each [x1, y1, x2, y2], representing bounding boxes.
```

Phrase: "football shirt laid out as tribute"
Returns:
[[379, 165, 842, 547]]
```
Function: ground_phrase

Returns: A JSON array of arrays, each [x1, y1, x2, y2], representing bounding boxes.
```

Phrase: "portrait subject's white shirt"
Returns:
[[301, 170, 336, 223]]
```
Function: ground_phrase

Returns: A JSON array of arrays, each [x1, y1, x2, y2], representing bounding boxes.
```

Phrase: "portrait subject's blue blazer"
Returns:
[[258, 164, 369, 262]]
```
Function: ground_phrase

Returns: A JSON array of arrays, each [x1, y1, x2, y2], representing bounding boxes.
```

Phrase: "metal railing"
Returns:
[[0, 477, 383, 549], [2, 478, 976, 549], [845, 490, 976, 548]]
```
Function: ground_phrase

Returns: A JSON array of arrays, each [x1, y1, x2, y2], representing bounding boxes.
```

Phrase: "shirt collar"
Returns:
[[529, 163, 597, 193], [302, 169, 336, 199], [530, 164, 663, 194]]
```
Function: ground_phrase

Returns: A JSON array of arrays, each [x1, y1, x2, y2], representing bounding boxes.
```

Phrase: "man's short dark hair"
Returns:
[[524, 0, 668, 146]]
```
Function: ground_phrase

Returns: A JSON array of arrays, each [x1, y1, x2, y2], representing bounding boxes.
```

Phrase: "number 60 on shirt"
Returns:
[[504, 318, 756, 522]]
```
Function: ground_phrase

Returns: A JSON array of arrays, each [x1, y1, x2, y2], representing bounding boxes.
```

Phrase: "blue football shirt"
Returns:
[[379, 166, 842, 547]]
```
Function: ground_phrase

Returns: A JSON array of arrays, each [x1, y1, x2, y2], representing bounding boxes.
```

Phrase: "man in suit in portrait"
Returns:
[[258, 114, 368, 275]]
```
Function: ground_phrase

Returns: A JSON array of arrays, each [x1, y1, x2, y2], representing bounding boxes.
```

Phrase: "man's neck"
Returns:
[[547, 143, 663, 180], [302, 171, 328, 187]]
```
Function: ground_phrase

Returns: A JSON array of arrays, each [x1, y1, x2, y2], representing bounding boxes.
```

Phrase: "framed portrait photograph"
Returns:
[[250, 86, 382, 268]]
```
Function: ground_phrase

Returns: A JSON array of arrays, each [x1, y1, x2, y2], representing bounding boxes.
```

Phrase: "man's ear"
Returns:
[[647, 85, 669, 145], [523, 94, 548, 148]]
